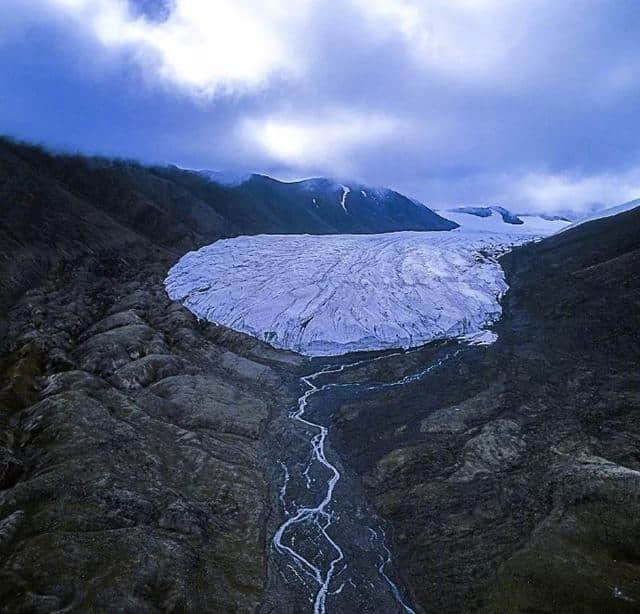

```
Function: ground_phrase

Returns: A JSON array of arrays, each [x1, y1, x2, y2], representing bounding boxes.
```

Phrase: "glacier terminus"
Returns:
[[165, 214, 568, 355]]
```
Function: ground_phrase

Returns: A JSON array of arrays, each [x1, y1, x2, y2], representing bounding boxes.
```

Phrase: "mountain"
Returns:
[[317, 204, 640, 612], [1, 135, 638, 612], [196, 172, 458, 234], [0, 137, 310, 611]]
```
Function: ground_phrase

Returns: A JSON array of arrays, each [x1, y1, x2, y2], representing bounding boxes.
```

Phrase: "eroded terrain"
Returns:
[[312, 208, 640, 612], [0, 257, 305, 611]]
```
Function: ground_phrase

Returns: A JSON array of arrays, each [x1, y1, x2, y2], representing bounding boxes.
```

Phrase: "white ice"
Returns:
[[165, 215, 560, 356], [438, 209, 571, 235], [458, 330, 499, 346]]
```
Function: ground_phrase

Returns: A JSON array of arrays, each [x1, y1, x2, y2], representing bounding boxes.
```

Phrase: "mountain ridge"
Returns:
[[195, 169, 458, 234], [559, 197, 640, 233], [0, 136, 453, 314], [318, 204, 640, 612]]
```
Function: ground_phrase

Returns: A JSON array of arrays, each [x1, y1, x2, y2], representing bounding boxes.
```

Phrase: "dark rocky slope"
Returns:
[[196, 174, 458, 234], [0, 138, 307, 611], [316, 205, 640, 612], [0, 264, 303, 612]]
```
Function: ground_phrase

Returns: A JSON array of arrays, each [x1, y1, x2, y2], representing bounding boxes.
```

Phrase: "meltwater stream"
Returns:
[[271, 346, 462, 613]]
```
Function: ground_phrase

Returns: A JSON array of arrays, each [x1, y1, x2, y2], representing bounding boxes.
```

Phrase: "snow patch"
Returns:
[[438, 210, 571, 235], [459, 330, 498, 346], [339, 185, 351, 213]]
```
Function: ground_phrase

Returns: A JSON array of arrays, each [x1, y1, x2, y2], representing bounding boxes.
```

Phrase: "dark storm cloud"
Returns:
[[1, 0, 639, 212]]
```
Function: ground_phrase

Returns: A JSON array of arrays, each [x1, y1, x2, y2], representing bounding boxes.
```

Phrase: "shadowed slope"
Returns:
[[320, 206, 640, 612]]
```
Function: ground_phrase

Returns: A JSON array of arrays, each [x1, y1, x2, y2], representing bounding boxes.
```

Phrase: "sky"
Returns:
[[1, 0, 639, 213]]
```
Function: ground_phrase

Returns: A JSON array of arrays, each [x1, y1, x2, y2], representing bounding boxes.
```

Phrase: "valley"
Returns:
[[3, 3, 640, 612], [0, 138, 639, 613]]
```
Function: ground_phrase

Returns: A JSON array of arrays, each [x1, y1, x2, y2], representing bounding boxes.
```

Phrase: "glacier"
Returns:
[[437, 209, 571, 235], [165, 214, 568, 356]]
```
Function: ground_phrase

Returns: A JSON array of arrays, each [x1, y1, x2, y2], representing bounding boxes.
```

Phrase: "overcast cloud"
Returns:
[[1, 0, 639, 212]]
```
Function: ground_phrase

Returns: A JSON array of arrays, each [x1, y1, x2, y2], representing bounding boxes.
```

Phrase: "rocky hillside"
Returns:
[[0, 261, 305, 611], [317, 205, 640, 612], [0, 137, 306, 610]]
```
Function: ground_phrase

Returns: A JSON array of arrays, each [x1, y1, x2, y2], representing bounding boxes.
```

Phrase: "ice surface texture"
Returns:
[[165, 227, 554, 356]]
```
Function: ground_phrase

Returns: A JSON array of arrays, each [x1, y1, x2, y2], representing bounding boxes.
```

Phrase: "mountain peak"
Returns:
[[197, 170, 457, 233]]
